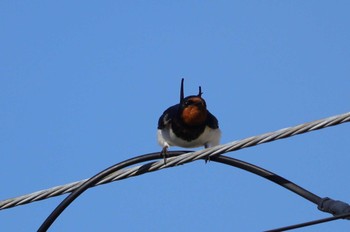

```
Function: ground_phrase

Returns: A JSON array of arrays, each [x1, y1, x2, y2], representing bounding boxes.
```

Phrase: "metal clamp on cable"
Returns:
[[318, 197, 350, 219]]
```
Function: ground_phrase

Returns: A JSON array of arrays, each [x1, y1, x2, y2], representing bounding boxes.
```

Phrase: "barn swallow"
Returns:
[[157, 78, 221, 163]]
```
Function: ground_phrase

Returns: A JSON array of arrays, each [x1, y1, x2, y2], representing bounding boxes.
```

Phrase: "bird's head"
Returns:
[[178, 78, 208, 126]]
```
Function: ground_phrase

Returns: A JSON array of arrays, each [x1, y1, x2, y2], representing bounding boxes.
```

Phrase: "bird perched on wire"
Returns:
[[157, 78, 221, 163]]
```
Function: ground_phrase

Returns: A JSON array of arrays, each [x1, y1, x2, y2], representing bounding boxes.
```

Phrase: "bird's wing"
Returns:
[[206, 111, 219, 129], [157, 104, 179, 129]]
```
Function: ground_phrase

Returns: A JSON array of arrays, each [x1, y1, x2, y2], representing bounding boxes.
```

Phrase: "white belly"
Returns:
[[157, 126, 221, 148]]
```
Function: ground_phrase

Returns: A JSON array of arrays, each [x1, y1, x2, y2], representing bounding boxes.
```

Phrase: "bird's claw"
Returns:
[[160, 146, 168, 164], [205, 156, 211, 163]]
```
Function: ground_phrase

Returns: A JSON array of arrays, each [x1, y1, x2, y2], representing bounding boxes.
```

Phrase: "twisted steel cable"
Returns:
[[1, 111, 350, 210]]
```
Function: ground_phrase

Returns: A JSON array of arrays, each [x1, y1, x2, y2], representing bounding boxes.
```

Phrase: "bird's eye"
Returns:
[[185, 100, 193, 106]]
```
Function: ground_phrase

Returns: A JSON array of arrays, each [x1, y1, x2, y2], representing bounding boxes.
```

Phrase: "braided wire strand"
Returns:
[[1, 111, 349, 210]]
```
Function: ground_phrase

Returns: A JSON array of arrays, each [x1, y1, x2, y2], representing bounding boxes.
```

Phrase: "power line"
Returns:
[[266, 212, 350, 232], [38, 149, 350, 231], [38, 154, 327, 231], [1, 111, 349, 210]]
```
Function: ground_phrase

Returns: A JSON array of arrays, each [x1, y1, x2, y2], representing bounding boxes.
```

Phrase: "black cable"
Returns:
[[209, 155, 322, 205], [265, 212, 350, 232], [38, 151, 339, 231]]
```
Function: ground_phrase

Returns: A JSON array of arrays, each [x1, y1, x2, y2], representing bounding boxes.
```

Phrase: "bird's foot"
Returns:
[[204, 143, 210, 163], [205, 156, 211, 163], [160, 146, 168, 164]]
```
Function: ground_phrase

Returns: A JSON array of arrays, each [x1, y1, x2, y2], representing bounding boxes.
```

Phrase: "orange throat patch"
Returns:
[[181, 106, 207, 126]]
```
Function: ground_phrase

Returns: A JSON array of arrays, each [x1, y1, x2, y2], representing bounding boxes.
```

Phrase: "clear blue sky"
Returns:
[[1, 1, 349, 231]]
